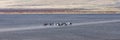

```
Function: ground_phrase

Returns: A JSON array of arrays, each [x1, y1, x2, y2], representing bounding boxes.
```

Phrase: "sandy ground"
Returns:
[[0, 14, 120, 40]]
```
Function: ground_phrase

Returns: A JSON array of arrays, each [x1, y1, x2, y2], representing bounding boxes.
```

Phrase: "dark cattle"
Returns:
[[43, 22, 72, 26], [44, 23, 48, 26], [61, 23, 67, 26], [69, 23, 72, 25]]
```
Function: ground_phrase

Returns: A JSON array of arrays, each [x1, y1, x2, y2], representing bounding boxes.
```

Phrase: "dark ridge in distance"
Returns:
[[0, 8, 93, 12]]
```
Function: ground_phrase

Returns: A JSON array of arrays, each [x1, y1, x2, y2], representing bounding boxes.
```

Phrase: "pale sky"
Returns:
[[0, 0, 120, 10]]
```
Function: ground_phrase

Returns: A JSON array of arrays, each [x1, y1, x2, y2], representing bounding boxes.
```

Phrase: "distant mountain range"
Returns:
[[0, 0, 120, 11]]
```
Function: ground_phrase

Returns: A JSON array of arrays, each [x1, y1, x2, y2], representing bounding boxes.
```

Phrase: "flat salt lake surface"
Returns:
[[0, 14, 120, 40]]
